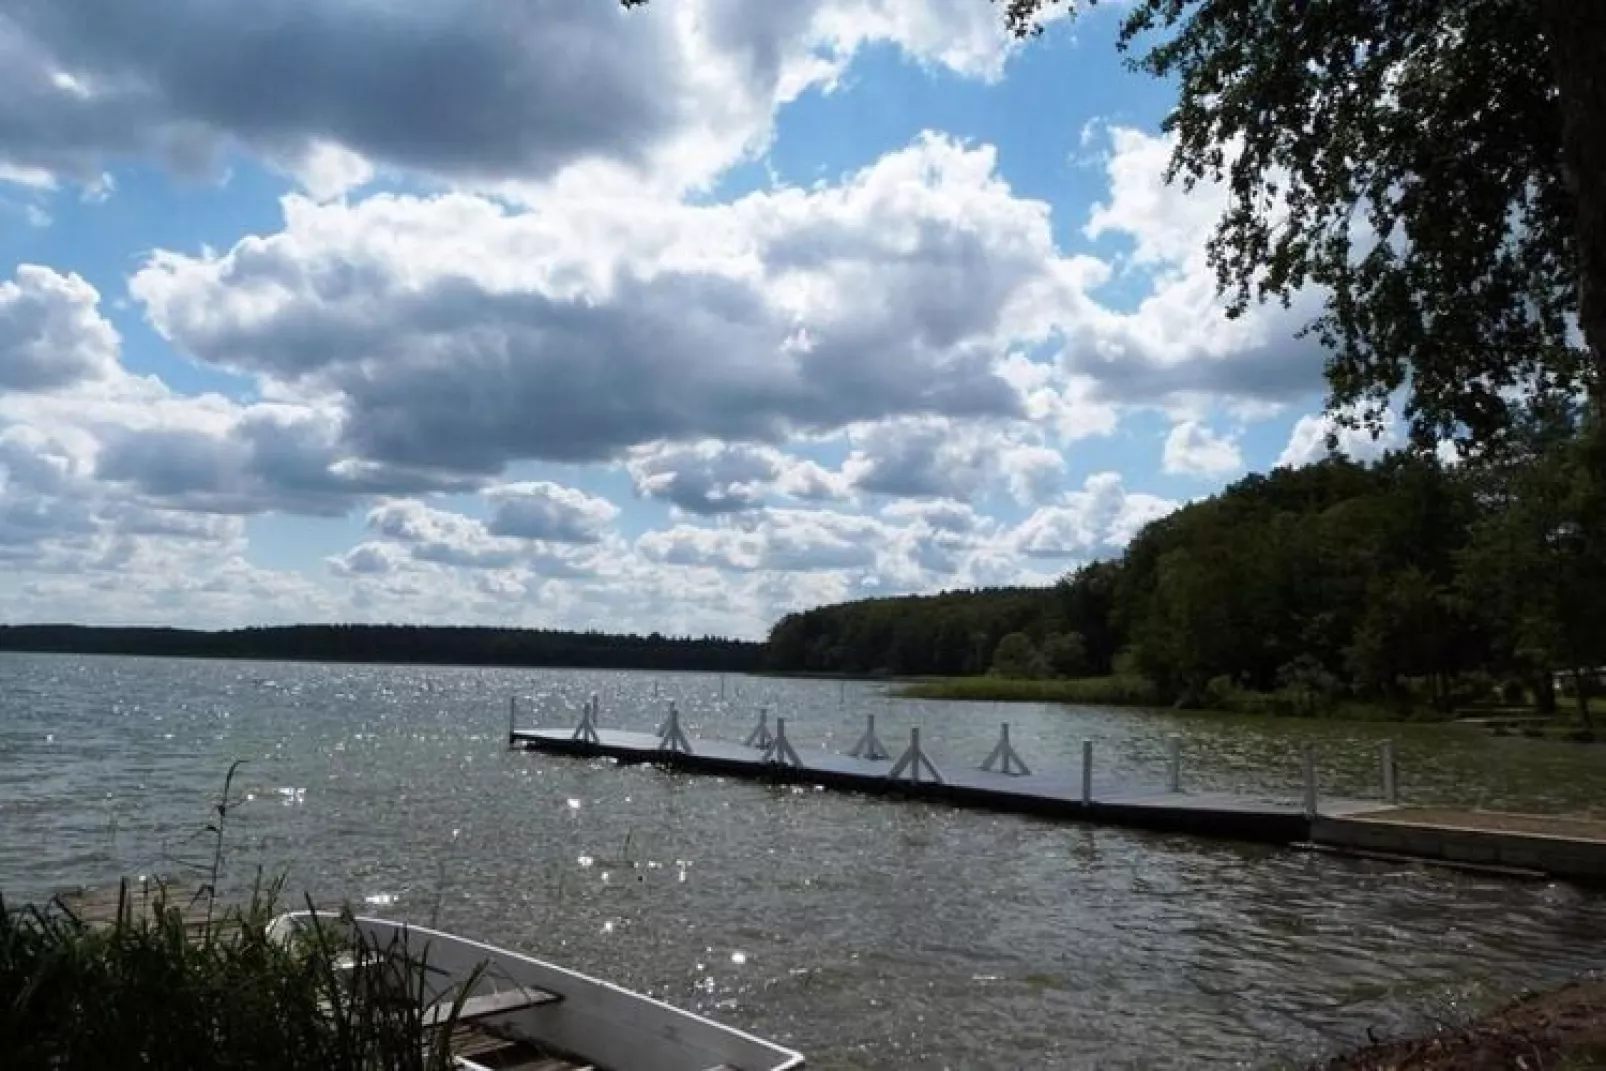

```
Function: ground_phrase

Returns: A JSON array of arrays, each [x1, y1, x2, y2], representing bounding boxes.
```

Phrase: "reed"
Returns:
[[898, 674, 1164, 706], [0, 879, 480, 1071], [0, 763, 483, 1071]]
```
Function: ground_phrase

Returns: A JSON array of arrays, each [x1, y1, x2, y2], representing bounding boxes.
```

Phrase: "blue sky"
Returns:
[[0, 1, 1391, 638]]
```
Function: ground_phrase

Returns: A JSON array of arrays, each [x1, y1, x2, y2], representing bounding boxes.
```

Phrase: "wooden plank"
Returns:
[[425, 987, 560, 1028], [450, 1027, 592, 1071], [50, 881, 242, 943]]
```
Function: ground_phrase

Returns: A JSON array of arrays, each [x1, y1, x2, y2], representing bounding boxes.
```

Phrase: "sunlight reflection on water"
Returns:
[[3, 652, 1606, 1069]]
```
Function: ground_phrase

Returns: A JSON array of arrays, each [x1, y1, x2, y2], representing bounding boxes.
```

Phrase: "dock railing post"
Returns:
[[762, 717, 803, 768], [849, 713, 890, 760], [508, 695, 517, 749], [887, 727, 944, 784], [572, 695, 601, 745], [657, 700, 693, 755], [980, 722, 1031, 776], [743, 707, 775, 749], [1303, 743, 1319, 819], [1081, 740, 1093, 806], [1167, 734, 1182, 793], [1381, 740, 1398, 804]]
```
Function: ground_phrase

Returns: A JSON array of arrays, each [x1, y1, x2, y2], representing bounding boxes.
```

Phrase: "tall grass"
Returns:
[[898, 674, 1164, 706], [0, 762, 485, 1071], [0, 880, 477, 1071], [898, 674, 1417, 720]]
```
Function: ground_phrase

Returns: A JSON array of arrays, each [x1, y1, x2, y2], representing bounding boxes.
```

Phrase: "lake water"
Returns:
[[3, 652, 1605, 1069]]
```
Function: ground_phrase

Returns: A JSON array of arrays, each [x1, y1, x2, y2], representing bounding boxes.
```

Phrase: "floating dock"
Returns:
[[1311, 808, 1606, 884], [510, 698, 1606, 885], [509, 700, 1390, 845]]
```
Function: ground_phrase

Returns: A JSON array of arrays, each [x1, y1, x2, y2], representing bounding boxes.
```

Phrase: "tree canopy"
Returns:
[[1001, 0, 1605, 456], [765, 451, 1606, 719]]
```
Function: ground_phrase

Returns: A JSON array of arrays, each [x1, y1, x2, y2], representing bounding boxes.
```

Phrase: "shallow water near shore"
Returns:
[[4, 651, 1606, 1070]]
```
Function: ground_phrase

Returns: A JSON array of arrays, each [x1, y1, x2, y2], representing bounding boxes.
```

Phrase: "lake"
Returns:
[[3, 652, 1605, 1069]]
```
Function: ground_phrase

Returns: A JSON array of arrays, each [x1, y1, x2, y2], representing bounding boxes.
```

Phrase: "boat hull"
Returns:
[[268, 912, 803, 1071]]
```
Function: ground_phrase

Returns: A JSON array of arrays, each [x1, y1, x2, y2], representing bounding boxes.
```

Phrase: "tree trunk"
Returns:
[[1573, 667, 1594, 729], [1538, 0, 1606, 423], [1533, 668, 1557, 714]]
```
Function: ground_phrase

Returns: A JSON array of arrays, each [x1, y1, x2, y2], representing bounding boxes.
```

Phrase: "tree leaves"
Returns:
[[998, 0, 1590, 453]]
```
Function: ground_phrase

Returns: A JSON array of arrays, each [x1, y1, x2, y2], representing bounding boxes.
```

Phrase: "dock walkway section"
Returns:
[[510, 698, 1606, 885], [510, 722, 1386, 846], [1312, 807, 1606, 883]]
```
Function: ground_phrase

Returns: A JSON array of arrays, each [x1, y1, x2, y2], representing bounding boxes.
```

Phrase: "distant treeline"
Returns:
[[0, 624, 762, 673], [767, 422, 1606, 718]]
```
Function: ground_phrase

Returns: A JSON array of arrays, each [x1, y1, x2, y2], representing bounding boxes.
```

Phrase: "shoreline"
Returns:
[[897, 674, 1418, 721], [1317, 978, 1606, 1070], [898, 676, 1603, 736], [0, 646, 756, 677]]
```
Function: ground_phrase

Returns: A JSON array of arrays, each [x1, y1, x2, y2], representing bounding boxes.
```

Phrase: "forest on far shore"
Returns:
[[766, 417, 1606, 722], [0, 623, 762, 674]]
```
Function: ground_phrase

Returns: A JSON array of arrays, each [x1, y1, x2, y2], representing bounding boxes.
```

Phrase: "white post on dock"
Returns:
[[590, 691, 600, 723], [1380, 740, 1398, 804], [657, 700, 694, 755], [849, 713, 891, 760], [1302, 743, 1319, 819], [1167, 734, 1182, 794], [887, 727, 944, 784], [743, 707, 775, 749], [762, 717, 804, 767], [1081, 739, 1093, 806], [572, 695, 602, 745], [980, 722, 1031, 776]]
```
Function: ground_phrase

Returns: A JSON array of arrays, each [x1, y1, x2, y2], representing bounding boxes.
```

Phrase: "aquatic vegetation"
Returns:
[[0, 879, 475, 1071], [898, 673, 1163, 707], [0, 766, 483, 1071]]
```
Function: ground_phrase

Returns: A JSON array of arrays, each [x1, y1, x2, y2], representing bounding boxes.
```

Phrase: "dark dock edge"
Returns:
[[1310, 814, 1606, 887]]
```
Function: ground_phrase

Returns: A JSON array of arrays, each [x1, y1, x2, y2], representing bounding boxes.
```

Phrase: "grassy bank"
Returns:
[[897, 674, 1418, 720], [899, 676, 1606, 734], [0, 880, 469, 1071], [899, 674, 1163, 707]]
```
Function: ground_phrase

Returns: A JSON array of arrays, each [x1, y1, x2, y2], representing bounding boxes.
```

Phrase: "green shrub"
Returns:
[[989, 632, 1048, 678]]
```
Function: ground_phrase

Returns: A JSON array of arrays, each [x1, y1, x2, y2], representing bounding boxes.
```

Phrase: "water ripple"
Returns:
[[3, 652, 1606, 1069]]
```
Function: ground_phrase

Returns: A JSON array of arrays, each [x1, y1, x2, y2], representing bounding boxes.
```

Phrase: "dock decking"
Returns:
[[53, 879, 232, 935], [509, 723, 1389, 845], [510, 699, 1606, 883], [1312, 808, 1606, 884]]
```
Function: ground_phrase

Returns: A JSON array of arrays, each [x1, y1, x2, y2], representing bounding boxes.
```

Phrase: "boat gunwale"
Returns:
[[270, 910, 805, 1071]]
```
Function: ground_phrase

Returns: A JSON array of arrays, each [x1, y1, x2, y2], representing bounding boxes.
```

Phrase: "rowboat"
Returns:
[[267, 912, 805, 1071]]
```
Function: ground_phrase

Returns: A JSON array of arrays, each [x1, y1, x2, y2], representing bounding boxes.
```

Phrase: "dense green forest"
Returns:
[[0, 624, 761, 673], [768, 423, 1606, 720]]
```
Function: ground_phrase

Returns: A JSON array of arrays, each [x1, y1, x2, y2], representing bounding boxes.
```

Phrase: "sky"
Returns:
[[0, 0, 1400, 640]]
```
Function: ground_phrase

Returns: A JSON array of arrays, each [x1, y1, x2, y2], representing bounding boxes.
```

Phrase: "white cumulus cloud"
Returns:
[[1162, 420, 1243, 478]]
